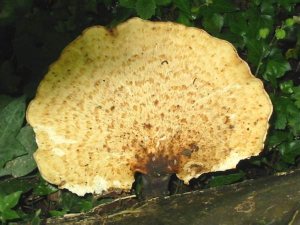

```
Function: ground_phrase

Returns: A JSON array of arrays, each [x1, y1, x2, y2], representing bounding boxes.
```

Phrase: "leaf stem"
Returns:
[[255, 36, 276, 75]]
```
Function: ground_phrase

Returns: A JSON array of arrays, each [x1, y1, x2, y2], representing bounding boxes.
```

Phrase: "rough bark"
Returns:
[[45, 170, 300, 225]]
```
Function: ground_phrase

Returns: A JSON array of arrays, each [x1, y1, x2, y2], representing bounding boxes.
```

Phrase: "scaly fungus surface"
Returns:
[[27, 18, 273, 196]]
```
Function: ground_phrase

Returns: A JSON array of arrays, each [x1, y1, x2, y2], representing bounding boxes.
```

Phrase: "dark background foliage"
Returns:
[[0, 0, 299, 223]]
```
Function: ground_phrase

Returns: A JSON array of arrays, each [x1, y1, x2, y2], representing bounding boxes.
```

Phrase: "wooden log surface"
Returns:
[[45, 170, 300, 225]]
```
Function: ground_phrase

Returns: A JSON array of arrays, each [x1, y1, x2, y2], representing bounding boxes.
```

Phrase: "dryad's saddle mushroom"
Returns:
[[27, 18, 272, 196]]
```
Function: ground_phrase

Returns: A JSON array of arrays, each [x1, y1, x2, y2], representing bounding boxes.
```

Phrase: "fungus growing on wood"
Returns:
[[27, 18, 272, 196]]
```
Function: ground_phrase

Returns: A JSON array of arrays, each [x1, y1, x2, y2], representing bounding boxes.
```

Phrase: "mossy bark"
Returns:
[[45, 170, 300, 225]]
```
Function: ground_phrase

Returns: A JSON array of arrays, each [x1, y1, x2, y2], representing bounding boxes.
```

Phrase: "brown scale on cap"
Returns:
[[27, 18, 272, 196]]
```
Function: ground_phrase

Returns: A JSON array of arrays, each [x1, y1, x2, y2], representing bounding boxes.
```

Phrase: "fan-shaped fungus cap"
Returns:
[[27, 18, 272, 196]]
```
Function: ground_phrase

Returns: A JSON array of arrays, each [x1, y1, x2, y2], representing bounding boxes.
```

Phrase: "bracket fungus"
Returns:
[[27, 18, 272, 196]]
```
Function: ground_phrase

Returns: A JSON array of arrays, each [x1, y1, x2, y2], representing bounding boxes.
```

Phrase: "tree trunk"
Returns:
[[45, 170, 300, 225]]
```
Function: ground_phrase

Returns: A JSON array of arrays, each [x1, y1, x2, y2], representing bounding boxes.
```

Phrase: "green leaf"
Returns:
[[260, 1, 275, 14], [275, 28, 286, 40], [272, 95, 300, 135], [278, 0, 298, 12], [208, 171, 245, 188], [226, 9, 272, 50], [280, 80, 294, 94], [172, 0, 190, 14], [266, 131, 292, 149], [59, 192, 93, 213], [135, 0, 156, 19], [49, 209, 68, 217], [202, 13, 224, 34], [292, 86, 300, 108], [108, 8, 134, 28], [155, 0, 171, 6], [0, 191, 22, 211], [272, 96, 289, 129], [176, 12, 193, 26], [199, 0, 237, 15], [1, 208, 20, 220], [227, 12, 247, 36], [33, 177, 58, 196], [245, 39, 266, 67], [286, 107, 300, 136], [278, 141, 300, 164], [208, 0, 237, 13], [31, 209, 41, 225], [240, 8, 273, 40], [119, 0, 136, 8], [0, 177, 36, 195], [264, 58, 291, 81], [274, 112, 287, 129]]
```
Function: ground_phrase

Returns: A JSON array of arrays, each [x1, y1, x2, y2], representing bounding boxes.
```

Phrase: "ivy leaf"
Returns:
[[0, 97, 27, 168], [135, 0, 156, 19], [0, 99, 37, 177]]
